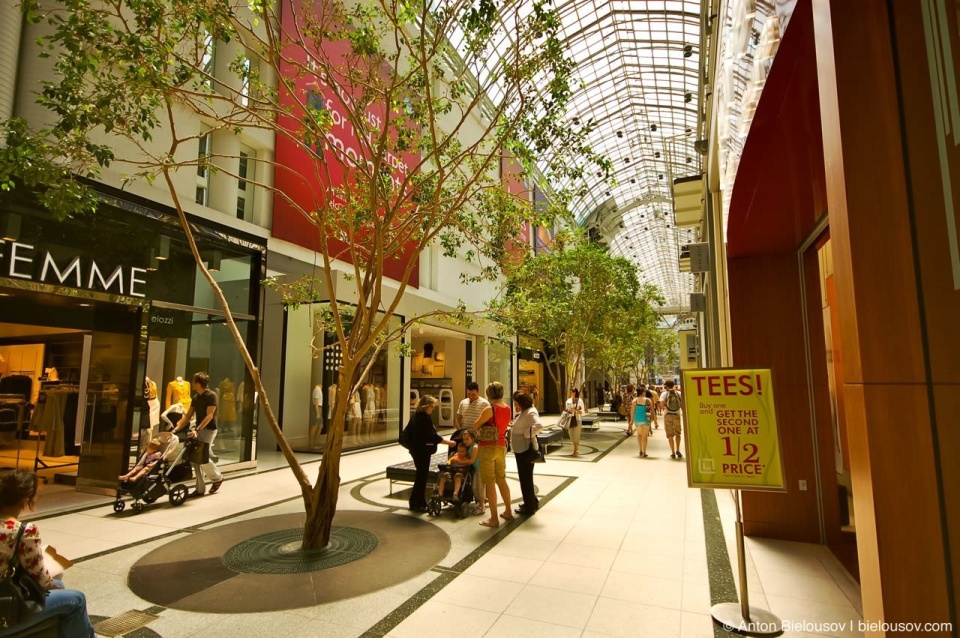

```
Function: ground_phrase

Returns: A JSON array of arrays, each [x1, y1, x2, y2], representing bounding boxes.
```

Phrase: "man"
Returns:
[[456, 381, 490, 515], [173, 372, 223, 496], [455, 381, 490, 432], [659, 380, 683, 459]]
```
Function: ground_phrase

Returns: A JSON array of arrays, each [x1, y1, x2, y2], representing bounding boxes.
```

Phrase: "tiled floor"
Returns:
[[32, 416, 863, 637]]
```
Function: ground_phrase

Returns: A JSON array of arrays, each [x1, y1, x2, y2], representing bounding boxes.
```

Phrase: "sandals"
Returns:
[[501, 511, 515, 522], [472, 506, 484, 516], [480, 520, 499, 528]]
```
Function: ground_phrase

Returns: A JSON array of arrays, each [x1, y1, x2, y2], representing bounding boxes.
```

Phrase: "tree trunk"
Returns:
[[300, 366, 353, 550]]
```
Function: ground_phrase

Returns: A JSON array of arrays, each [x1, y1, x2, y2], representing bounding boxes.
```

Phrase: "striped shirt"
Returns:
[[457, 396, 490, 430]]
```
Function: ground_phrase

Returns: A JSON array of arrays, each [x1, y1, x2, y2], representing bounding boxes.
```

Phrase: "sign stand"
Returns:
[[711, 489, 782, 636]]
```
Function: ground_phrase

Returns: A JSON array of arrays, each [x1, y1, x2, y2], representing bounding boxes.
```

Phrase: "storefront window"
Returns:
[[140, 311, 256, 464], [283, 305, 402, 453], [488, 339, 513, 401]]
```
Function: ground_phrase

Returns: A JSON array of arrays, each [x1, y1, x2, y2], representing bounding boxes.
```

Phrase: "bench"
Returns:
[[0, 616, 60, 638], [385, 450, 449, 495], [537, 427, 565, 450]]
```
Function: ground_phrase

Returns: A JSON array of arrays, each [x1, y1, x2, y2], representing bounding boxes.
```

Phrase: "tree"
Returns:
[[637, 328, 679, 383], [585, 288, 664, 390], [1, 0, 606, 548], [493, 233, 650, 412]]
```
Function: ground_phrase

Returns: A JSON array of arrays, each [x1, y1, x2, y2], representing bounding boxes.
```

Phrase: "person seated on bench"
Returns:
[[0, 469, 95, 638]]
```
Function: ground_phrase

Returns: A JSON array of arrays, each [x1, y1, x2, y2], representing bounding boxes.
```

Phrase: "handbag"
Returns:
[[0, 523, 48, 630], [557, 412, 572, 430], [477, 419, 499, 444], [530, 438, 546, 463]]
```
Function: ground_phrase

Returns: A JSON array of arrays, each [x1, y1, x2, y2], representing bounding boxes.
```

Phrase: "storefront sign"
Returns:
[[0, 240, 147, 298], [681, 368, 785, 491]]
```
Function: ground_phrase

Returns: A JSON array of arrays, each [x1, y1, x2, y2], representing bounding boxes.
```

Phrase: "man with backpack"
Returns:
[[659, 380, 684, 459]]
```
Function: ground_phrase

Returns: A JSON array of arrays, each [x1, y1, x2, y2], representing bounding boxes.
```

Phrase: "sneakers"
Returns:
[[209, 479, 224, 494]]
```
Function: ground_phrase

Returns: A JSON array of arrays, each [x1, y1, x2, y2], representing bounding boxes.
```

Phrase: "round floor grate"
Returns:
[[221, 526, 379, 575]]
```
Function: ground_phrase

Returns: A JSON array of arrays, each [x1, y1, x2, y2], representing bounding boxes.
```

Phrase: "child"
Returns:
[[119, 437, 164, 484], [459, 430, 484, 514], [436, 441, 474, 501]]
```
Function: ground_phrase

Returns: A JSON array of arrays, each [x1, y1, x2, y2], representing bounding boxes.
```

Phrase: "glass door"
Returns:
[[76, 330, 137, 491]]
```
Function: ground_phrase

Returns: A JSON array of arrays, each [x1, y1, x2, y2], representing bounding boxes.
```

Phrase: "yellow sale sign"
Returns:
[[681, 368, 785, 491]]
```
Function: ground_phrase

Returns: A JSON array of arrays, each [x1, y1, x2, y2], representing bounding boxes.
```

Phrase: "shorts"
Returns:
[[478, 445, 506, 484], [665, 413, 682, 437]]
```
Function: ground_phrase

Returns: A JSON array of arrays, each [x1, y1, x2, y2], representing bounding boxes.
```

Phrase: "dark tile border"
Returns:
[[700, 488, 741, 638]]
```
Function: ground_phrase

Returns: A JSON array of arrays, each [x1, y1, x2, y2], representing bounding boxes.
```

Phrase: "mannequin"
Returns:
[[218, 377, 237, 430], [327, 383, 337, 419], [309, 383, 323, 448], [144, 376, 160, 429], [165, 376, 191, 410]]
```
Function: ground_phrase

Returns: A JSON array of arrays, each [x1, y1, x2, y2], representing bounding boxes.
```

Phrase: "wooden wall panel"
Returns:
[[729, 253, 820, 542], [812, 0, 955, 629], [889, 0, 960, 386]]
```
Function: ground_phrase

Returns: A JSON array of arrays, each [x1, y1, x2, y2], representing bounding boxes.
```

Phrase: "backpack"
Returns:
[[399, 421, 414, 449], [665, 389, 682, 413]]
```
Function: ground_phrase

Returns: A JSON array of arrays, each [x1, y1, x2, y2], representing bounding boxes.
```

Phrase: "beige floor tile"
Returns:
[[464, 552, 544, 584], [530, 561, 610, 596], [549, 540, 619, 570], [389, 600, 499, 638], [504, 583, 598, 629], [601, 571, 684, 610], [585, 596, 682, 638], [432, 573, 524, 613], [480, 615, 584, 638], [680, 611, 717, 638]]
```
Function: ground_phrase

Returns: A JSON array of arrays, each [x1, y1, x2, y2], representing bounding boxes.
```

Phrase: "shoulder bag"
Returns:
[[0, 523, 48, 630]]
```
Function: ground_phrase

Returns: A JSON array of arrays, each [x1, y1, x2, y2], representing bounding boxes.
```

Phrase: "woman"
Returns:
[[406, 395, 455, 512], [474, 382, 513, 528], [510, 391, 543, 516], [623, 384, 637, 436], [0, 469, 95, 637], [633, 385, 654, 457], [565, 387, 585, 457]]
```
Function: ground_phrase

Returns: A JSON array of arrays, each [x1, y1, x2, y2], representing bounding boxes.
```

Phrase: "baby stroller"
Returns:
[[427, 461, 476, 519], [113, 431, 193, 513]]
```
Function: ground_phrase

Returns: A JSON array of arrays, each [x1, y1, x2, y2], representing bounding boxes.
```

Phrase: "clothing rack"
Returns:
[[0, 394, 29, 468], [30, 385, 81, 479]]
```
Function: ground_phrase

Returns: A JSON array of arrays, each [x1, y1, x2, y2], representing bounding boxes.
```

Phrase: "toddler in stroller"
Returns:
[[428, 440, 476, 518], [113, 431, 193, 513]]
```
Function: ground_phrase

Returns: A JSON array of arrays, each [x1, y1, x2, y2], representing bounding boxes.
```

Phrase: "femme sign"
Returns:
[[273, 0, 419, 284], [0, 240, 147, 298]]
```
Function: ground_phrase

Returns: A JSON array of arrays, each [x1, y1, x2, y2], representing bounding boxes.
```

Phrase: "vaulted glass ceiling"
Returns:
[[559, 0, 702, 309], [450, 0, 703, 309]]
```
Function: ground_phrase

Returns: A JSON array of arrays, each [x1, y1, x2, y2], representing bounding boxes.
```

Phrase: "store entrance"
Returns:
[[0, 289, 139, 492]]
